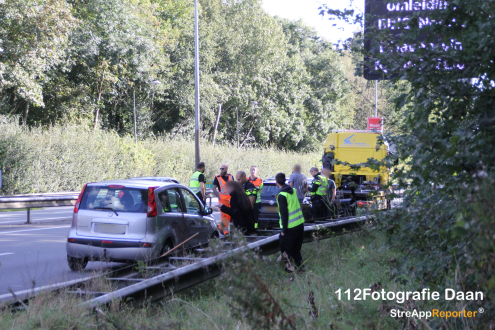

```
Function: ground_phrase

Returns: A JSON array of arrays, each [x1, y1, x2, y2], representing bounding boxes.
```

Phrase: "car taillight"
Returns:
[[357, 201, 369, 207], [147, 186, 158, 217], [68, 238, 75, 242], [142, 243, 152, 247], [108, 185, 125, 189], [102, 240, 113, 244], [74, 183, 88, 213]]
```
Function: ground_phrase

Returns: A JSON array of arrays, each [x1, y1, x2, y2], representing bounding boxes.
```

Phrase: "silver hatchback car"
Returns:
[[66, 179, 219, 271]]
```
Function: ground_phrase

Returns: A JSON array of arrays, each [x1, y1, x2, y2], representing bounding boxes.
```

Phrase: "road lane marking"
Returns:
[[0, 210, 73, 217], [0, 217, 72, 224], [0, 211, 72, 218], [0, 275, 96, 302], [0, 226, 70, 235], [0, 253, 14, 256]]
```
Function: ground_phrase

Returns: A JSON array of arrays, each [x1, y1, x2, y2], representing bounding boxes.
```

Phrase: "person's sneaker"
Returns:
[[285, 262, 295, 273], [277, 252, 288, 263]]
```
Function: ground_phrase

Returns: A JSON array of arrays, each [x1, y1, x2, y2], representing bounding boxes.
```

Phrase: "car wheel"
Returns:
[[67, 255, 88, 271], [161, 239, 173, 256]]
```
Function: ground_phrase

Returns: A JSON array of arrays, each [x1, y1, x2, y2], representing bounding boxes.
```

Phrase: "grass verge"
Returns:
[[0, 229, 412, 330]]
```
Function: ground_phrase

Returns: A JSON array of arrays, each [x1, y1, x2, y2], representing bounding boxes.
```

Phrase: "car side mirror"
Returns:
[[202, 206, 213, 216]]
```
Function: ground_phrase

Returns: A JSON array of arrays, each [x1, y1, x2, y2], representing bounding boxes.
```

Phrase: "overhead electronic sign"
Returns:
[[364, 0, 461, 80]]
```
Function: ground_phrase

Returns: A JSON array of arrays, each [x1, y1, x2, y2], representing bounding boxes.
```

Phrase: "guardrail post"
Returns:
[[26, 207, 31, 224]]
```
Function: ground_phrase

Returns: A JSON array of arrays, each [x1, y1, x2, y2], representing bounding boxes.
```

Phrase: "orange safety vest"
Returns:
[[216, 174, 234, 206], [248, 177, 262, 188], [216, 174, 234, 232]]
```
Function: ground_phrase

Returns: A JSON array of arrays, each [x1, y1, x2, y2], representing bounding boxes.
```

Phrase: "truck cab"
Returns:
[[322, 130, 393, 209]]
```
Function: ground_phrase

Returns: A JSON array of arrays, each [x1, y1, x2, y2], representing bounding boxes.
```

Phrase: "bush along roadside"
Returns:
[[0, 117, 320, 195]]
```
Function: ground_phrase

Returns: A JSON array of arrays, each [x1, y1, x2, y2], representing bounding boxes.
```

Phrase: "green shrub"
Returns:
[[0, 117, 321, 194]]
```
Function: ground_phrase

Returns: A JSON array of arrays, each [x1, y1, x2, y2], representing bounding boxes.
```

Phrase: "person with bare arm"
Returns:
[[213, 164, 234, 235]]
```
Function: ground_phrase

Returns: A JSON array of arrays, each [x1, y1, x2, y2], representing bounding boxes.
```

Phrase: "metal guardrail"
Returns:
[[0, 188, 216, 224], [1, 215, 368, 308], [0, 193, 79, 224]]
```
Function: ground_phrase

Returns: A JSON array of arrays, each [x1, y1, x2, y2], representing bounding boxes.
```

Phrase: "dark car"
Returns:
[[257, 177, 312, 228]]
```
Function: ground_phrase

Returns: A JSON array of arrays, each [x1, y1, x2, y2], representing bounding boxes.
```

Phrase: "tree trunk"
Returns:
[[22, 101, 29, 125], [239, 120, 256, 148], [212, 104, 222, 147], [93, 92, 102, 130], [93, 69, 106, 130]]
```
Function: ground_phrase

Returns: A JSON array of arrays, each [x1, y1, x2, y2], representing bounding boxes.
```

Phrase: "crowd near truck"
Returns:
[[321, 118, 395, 210]]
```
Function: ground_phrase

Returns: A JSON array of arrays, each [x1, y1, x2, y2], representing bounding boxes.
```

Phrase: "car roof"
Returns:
[[264, 175, 311, 184], [263, 176, 289, 184], [130, 176, 179, 183], [87, 179, 178, 189]]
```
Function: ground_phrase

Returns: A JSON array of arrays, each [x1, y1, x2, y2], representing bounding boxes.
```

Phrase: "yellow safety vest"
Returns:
[[310, 175, 328, 197], [277, 188, 304, 229], [189, 171, 202, 193]]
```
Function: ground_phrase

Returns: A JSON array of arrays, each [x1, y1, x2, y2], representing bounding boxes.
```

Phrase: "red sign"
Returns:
[[368, 117, 383, 132]]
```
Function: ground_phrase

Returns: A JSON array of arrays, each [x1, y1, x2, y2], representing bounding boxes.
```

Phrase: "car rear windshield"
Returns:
[[80, 186, 148, 213], [261, 184, 280, 197]]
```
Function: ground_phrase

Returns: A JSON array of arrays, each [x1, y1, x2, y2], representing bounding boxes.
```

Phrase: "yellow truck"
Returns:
[[322, 130, 393, 209]]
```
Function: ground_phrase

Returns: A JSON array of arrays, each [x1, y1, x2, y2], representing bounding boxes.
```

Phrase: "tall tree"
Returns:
[[69, 0, 168, 130], [0, 0, 76, 123]]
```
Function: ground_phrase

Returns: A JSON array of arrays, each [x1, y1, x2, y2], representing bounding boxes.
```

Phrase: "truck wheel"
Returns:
[[67, 255, 88, 271]]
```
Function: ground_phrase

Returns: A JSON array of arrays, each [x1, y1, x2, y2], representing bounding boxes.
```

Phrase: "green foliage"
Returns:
[[0, 118, 320, 194], [0, 230, 408, 329], [0, 0, 385, 151], [0, 0, 77, 113], [322, 0, 495, 327]]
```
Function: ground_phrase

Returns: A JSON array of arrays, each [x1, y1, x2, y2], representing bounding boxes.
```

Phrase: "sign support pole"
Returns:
[[375, 80, 378, 117]]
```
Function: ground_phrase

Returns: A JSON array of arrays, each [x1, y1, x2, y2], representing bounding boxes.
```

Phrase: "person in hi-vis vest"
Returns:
[[276, 172, 305, 273], [213, 164, 234, 235], [189, 162, 206, 204], [247, 165, 263, 229]]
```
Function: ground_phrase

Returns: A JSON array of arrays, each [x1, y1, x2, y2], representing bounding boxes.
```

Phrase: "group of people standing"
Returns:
[[287, 164, 337, 220], [189, 162, 263, 236], [189, 162, 336, 273]]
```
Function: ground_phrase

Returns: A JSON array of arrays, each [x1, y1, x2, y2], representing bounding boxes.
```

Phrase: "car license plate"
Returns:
[[261, 206, 278, 213], [94, 223, 126, 234]]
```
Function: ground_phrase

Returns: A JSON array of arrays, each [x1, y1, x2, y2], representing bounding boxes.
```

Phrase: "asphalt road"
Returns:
[[0, 206, 74, 225], [0, 206, 221, 301]]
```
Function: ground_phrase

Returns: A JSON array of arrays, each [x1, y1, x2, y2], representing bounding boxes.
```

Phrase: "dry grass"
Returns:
[[0, 116, 321, 194], [0, 230, 412, 330]]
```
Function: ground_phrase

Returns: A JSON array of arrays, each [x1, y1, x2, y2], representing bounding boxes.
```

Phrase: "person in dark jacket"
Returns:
[[276, 173, 305, 272], [216, 180, 255, 235]]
